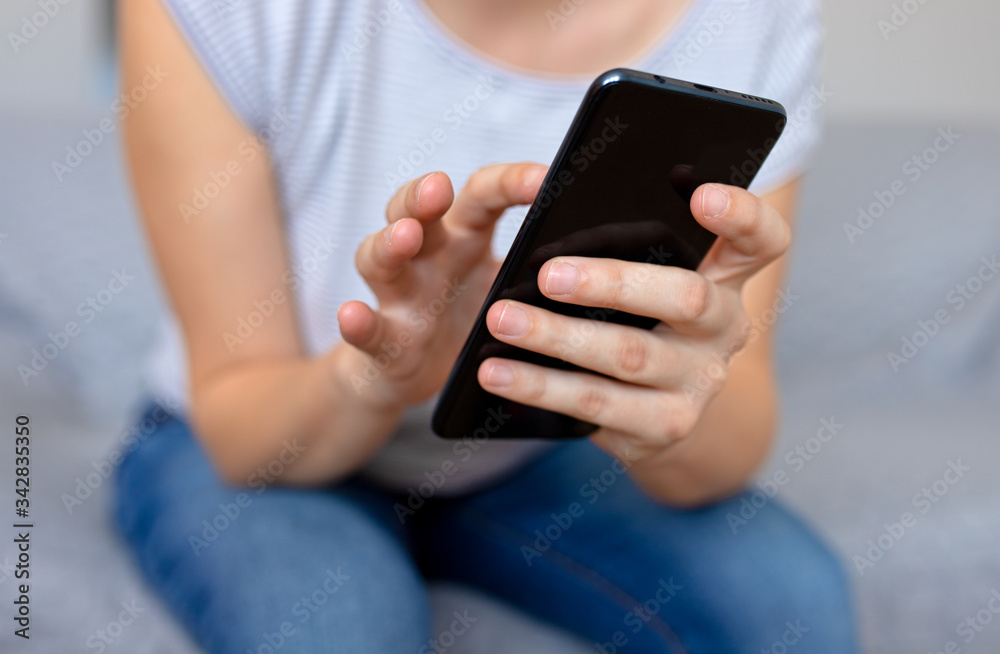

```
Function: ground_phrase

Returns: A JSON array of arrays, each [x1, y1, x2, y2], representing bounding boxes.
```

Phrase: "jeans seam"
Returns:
[[457, 504, 690, 654]]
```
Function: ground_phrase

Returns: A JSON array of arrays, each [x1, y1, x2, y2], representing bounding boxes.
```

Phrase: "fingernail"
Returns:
[[701, 184, 731, 219], [415, 173, 434, 208], [486, 362, 514, 388], [545, 261, 578, 296], [384, 221, 399, 246], [497, 303, 529, 337]]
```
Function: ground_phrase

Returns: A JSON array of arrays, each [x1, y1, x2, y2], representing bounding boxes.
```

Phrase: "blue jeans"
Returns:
[[113, 401, 858, 654]]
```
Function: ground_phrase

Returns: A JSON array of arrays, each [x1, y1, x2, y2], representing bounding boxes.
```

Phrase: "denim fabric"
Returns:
[[114, 402, 858, 654]]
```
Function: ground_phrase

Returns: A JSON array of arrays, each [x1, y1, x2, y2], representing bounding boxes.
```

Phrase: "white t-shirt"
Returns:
[[147, 0, 825, 494]]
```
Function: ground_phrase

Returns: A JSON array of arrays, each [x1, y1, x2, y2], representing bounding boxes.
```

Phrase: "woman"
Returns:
[[116, 0, 858, 651]]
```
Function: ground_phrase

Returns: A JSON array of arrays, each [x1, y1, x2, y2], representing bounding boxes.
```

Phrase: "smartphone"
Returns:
[[431, 68, 786, 440]]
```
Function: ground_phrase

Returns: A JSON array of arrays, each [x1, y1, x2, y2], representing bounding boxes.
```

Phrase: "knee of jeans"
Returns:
[[112, 410, 214, 548], [725, 501, 857, 648]]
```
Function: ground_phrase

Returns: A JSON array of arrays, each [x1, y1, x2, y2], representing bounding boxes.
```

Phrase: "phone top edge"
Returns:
[[593, 68, 787, 121]]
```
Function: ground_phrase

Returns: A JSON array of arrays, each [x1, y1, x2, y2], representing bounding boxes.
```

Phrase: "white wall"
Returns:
[[0, 0, 110, 112], [820, 0, 1000, 126]]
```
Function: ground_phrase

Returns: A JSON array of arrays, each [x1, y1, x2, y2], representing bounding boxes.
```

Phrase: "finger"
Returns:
[[537, 257, 732, 334], [355, 217, 423, 289], [484, 300, 696, 387], [444, 162, 547, 235], [383, 171, 455, 257], [690, 183, 791, 286], [477, 357, 693, 447], [384, 171, 454, 224], [337, 300, 390, 357]]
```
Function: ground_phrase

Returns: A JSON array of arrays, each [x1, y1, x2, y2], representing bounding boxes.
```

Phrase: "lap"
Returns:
[[113, 402, 430, 654], [114, 402, 858, 653], [416, 439, 859, 654]]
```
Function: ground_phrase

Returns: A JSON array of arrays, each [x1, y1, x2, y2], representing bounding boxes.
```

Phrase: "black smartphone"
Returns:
[[431, 68, 786, 440]]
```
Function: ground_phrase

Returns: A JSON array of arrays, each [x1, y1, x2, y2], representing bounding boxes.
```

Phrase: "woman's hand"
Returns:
[[339, 163, 548, 410], [477, 183, 791, 465]]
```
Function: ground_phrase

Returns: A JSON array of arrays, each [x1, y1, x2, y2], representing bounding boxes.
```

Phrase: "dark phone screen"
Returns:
[[433, 74, 785, 440]]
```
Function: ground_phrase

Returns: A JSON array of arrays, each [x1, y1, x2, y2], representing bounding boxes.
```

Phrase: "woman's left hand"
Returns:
[[478, 182, 790, 464]]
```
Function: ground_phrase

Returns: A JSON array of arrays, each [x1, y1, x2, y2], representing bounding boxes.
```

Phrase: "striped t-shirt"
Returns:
[[146, 0, 825, 494]]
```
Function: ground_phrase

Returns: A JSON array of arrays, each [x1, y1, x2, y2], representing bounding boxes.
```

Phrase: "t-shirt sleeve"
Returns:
[[746, 0, 826, 195], [161, 0, 271, 131]]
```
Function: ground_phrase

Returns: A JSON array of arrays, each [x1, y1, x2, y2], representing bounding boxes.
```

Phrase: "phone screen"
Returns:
[[433, 71, 786, 440]]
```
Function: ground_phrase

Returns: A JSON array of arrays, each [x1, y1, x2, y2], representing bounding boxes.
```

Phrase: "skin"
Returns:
[[120, 0, 800, 507]]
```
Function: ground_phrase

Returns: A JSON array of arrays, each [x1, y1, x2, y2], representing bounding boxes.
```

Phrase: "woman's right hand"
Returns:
[[338, 162, 548, 410]]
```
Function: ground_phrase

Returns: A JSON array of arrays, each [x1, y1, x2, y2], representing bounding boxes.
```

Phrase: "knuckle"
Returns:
[[677, 274, 711, 322], [670, 409, 699, 443], [647, 397, 682, 445], [651, 400, 696, 445], [577, 384, 608, 420], [502, 164, 525, 197], [731, 195, 766, 243], [745, 195, 767, 231], [614, 332, 649, 377], [465, 166, 493, 197], [523, 369, 547, 403], [772, 218, 792, 257], [601, 264, 629, 311]]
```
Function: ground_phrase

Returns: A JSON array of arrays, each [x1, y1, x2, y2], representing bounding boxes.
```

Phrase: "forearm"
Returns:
[[190, 342, 404, 486], [627, 358, 778, 508]]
